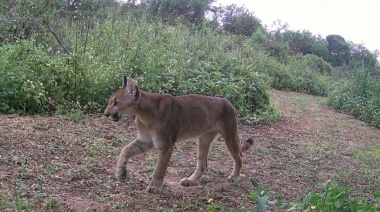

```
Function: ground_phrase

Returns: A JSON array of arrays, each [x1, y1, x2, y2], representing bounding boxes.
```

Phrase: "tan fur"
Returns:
[[104, 76, 253, 194]]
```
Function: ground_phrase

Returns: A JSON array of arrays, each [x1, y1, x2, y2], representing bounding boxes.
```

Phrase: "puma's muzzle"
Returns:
[[111, 113, 122, 122], [104, 112, 122, 122]]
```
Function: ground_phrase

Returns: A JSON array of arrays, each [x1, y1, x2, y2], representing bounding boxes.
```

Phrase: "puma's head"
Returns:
[[104, 76, 141, 122]]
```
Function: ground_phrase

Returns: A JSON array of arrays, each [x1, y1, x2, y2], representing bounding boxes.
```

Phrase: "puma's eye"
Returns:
[[113, 100, 119, 106]]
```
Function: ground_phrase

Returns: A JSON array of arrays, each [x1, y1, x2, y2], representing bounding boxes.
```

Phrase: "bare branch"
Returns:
[[43, 20, 70, 55]]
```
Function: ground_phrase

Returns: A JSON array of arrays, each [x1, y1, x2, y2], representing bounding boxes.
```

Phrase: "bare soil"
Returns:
[[1, 89, 379, 211]]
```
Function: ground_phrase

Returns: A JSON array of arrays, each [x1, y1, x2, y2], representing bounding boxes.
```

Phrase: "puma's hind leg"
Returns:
[[223, 133, 243, 180], [180, 132, 217, 186]]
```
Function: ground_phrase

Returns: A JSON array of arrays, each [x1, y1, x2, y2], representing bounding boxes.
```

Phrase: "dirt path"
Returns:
[[254, 90, 379, 200], [0, 90, 379, 211]]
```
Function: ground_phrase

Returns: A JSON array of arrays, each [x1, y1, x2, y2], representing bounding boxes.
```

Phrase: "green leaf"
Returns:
[[256, 195, 269, 212], [251, 180, 259, 189], [286, 203, 303, 211], [207, 204, 221, 212], [333, 199, 341, 208]]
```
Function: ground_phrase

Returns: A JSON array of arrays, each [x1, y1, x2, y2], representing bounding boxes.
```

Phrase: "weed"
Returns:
[[45, 196, 57, 211], [13, 191, 31, 212], [139, 154, 157, 173], [372, 149, 380, 162], [287, 181, 380, 211], [250, 180, 279, 212], [328, 76, 380, 128], [206, 203, 222, 212]]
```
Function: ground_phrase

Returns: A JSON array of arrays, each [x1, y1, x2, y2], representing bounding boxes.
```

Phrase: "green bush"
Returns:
[[0, 42, 56, 114], [0, 41, 120, 114], [263, 55, 333, 96], [0, 20, 277, 123], [205, 180, 379, 211], [287, 181, 380, 211], [328, 69, 380, 127]]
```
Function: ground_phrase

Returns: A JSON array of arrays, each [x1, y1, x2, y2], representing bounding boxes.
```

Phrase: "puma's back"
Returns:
[[174, 94, 238, 141]]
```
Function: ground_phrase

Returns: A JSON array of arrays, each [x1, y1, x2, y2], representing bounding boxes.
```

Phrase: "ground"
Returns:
[[0, 90, 379, 211]]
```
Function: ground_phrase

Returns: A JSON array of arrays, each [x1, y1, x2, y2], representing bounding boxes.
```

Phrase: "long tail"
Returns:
[[241, 138, 254, 153]]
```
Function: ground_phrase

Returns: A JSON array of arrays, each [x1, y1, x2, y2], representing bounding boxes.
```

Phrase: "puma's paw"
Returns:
[[228, 174, 239, 180], [145, 186, 162, 194], [115, 167, 127, 182], [180, 178, 197, 186]]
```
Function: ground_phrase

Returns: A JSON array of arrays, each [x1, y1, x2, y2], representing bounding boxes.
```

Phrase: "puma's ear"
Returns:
[[124, 77, 139, 101], [134, 85, 141, 102], [126, 82, 140, 102], [122, 76, 128, 88], [122, 76, 135, 91], [125, 77, 136, 93]]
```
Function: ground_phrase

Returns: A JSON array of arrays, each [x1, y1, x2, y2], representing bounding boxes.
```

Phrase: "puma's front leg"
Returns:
[[116, 137, 153, 182], [145, 144, 174, 194]]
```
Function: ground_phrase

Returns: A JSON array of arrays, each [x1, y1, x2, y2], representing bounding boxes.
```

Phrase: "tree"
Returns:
[[143, 0, 214, 25], [270, 19, 289, 34], [221, 4, 262, 36], [282, 30, 315, 55], [251, 27, 269, 46], [326, 34, 350, 66], [0, 0, 64, 44], [349, 43, 379, 77], [309, 35, 332, 62]]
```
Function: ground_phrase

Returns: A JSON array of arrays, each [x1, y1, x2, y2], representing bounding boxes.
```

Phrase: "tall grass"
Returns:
[[328, 68, 380, 127], [0, 12, 278, 122]]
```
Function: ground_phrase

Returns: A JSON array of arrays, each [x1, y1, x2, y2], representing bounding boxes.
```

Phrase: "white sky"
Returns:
[[216, 0, 379, 52]]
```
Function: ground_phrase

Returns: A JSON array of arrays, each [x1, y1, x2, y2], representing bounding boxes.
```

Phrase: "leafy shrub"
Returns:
[[264, 55, 333, 96], [302, 54, 333, 75], [0, 42, 56, 114], [328, 69, 380, 127], [205, 180, 379, 211], [206, 180, 279, 212], [250, 180, 279, 212], [0, 41, 120, 114], [287, 181, 380, 211], [0, 19, 277, 123]]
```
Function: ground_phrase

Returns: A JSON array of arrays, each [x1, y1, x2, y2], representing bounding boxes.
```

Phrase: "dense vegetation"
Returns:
[[0, 0, 379, 126]]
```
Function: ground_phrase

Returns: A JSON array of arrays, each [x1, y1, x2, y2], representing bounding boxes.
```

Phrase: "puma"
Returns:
[[104, 76, 253, 194]]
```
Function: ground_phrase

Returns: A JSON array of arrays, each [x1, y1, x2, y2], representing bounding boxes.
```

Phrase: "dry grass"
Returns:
[[0, 90, 379, 211]]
